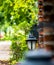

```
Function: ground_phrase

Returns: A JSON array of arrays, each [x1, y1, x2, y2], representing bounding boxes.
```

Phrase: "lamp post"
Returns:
[[26, 33, 37, 50]]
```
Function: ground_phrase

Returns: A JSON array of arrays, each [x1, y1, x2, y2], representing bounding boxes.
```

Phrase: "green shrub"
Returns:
[[10, 40, 28, 65]]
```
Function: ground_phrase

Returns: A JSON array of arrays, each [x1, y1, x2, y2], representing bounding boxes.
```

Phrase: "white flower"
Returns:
[[6, 26, 14, 36], [10, 16, 14, 20]]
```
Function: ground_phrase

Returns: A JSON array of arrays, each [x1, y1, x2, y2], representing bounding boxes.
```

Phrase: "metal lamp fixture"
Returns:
[[26, 33, 37, 50]]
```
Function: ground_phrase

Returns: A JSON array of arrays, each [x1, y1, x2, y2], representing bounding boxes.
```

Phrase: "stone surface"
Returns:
[[0, 41, 12, 61]]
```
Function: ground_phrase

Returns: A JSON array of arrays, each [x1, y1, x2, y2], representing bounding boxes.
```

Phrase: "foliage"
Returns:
[[10, 41, 28, 65], [0, 0, 38, 40], [0, 0, 38, 25], [0, 0, 38, 65]]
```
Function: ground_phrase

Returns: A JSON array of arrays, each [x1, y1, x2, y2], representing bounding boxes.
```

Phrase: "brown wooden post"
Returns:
[[38, 0, 54, 55]]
